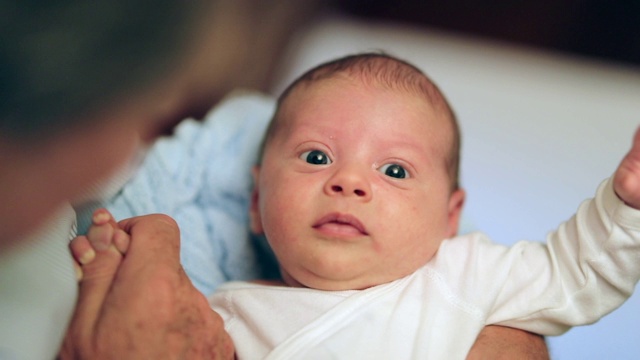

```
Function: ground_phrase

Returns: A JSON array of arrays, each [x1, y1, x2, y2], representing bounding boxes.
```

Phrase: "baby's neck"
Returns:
[[251, 279, 287, 286]]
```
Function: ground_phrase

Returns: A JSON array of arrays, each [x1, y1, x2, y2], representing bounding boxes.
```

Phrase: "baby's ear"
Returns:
[[446, 188, 466, 237], [249, 166, 264, 234]]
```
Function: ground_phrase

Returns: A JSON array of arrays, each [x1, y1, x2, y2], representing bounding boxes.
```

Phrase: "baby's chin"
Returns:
[[283, 270, 397, 291]]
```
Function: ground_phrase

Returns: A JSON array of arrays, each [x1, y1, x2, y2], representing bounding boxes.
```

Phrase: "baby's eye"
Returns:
[[300, 150, 332, 165], [379, 163, 408, 179]]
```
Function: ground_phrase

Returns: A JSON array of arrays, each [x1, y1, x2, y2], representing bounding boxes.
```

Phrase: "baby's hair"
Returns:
[[260, 52, 461, 191]]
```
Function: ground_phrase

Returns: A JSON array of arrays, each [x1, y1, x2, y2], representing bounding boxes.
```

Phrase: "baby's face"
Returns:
[[252, 76, 464, 290]]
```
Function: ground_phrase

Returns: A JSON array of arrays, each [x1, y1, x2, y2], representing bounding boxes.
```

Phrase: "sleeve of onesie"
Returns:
[[485, 177, 640, 335], [431, 177, 640, 336]]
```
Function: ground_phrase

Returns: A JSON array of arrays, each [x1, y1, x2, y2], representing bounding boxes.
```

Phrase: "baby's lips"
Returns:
[[312, 212, 369, 235]]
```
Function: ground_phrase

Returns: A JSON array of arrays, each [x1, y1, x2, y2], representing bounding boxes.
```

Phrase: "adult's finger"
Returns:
[[118, 214, 182, 268]]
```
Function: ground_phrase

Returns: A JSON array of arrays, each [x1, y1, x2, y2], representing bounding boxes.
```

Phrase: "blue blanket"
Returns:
[[103, 91, 274, 296]]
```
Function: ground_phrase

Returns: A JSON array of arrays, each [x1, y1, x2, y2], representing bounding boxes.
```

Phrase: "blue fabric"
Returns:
[[105, 91, 275, 296]]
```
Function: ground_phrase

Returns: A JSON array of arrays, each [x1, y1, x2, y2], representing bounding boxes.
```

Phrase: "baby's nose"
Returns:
[[324, 165, 372, 200], [330, 185, 367, 197]]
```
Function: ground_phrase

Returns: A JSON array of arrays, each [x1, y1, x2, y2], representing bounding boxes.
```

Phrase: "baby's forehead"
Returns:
[[283, 76, 451, 136], [281, 74, 449, 126]]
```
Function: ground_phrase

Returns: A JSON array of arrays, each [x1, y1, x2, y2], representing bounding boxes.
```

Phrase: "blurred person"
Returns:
[[0, 1, 310, 358]]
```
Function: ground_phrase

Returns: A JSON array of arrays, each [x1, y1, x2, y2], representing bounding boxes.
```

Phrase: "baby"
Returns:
[[73, 53, 640, 359]]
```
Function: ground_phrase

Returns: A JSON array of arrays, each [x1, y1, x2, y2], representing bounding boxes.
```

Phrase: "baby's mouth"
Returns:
[[312, 213, 369, 236]]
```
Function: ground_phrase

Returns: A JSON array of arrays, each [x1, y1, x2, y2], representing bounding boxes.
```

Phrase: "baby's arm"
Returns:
[[613, 127, 640, 209], [486, 127, 640, 333]]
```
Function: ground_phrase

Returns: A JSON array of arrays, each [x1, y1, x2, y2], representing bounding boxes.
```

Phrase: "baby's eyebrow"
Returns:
[[390, 139, 445, 168], [285, 126, 335, 146], [379, 137, 426, 156]]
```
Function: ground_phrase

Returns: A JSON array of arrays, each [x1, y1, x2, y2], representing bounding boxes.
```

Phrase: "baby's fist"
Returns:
[[613, 127, 640, 209]]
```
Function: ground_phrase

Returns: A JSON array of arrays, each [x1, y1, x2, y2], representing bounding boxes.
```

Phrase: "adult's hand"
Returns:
[[467, 325, 549, 360], [60, 214, 234, 359]]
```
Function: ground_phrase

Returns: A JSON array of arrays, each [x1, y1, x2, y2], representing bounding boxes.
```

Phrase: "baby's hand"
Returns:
[[69, 209, 130, 281], [613, 127, 640, 209], [84, 208, 130, 253]]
